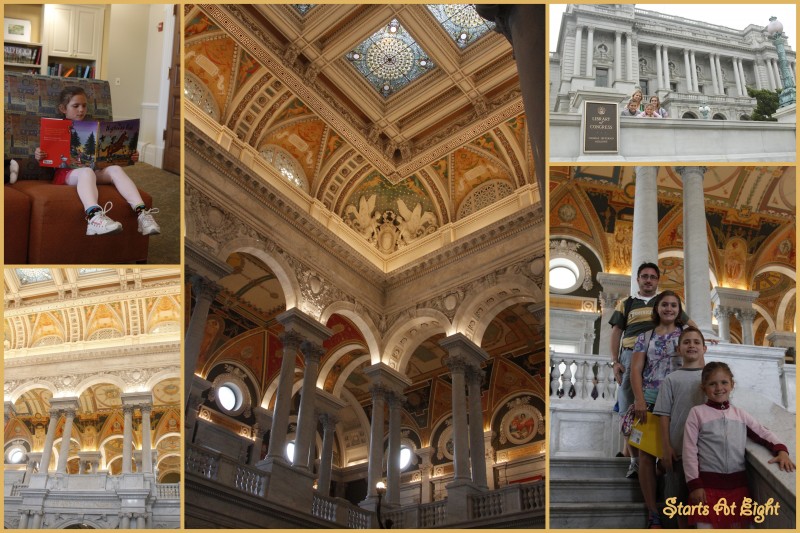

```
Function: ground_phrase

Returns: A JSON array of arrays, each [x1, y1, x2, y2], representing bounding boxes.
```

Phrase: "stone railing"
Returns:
[[470, 480, 546, 519], [234, 464, 267, 497], [10, 481, 24, 497], [308, 493, 371, 528], [311, 493, 337, 522], [156, 483, 180, 500], [419, 500, 447, 527], [185, 444, 220, 479], [550, 352, 616, 402], [185, 444, 268, 498], [347, 505, 371, 529], [383, 499, 447, 528]]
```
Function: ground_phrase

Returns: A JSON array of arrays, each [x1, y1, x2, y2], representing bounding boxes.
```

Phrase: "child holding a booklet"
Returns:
[[34, 86, 161, 236]]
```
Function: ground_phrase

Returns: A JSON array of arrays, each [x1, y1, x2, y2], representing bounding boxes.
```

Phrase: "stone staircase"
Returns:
[[549, 457, 649, 529]]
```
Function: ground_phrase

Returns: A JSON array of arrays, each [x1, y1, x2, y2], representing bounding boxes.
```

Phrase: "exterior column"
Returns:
[[714, 306, 732, 342], [484, 430, 496, 490], [366, 385, 386, 498], [466, 367, 488, 489], [386, 392, 404, 505], [626, 32, 633, 81], [738, 59, 747, 93], [122, 405, 134, 473], [710, 54, 720, 94], [736, 309, 757, 345], [120, 513, 131, 529], [731, 57, 742, 96], [266, 331, 304, 460], [293, 341, 324, 469], [683, 49, 692, 92], [136, 514, 146, 529], [56, 406, 77, 474], [184, 275, 222, 406], [715, 55, 724, 94], [614, 31, 622, 82], [141, 404, 153, 474], [585, 26, 594, 77], [753, 61, 762, 90], [40, 410, 60, 473], [30, 511, 43, 529], [772, 59, 783, 89], [445, 357, 471, 482], [690, 51, 699, 91], [631, 166, 659, 294], [19, 510, 30, 529], [655, 45, 664, 90], [662, 45, 671, 89], [573, 25, 583, 77], [677, 166, 714, 337], [317, 413, 337, 496], [417, 447, 434, 503], [765, 59, 776, 90]]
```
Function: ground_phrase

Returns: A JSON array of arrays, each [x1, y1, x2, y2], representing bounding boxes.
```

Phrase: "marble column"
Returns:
[[122, 405, 134, 474], [446, 357, 471, 482], [466, 367, 488, 489], [293, 341, 324, 469], [631, 166, 659, 295], [30, 511, 43, 529], [386, 392, 404, 505], [184, 275, 222, 406], [56, 406, 76, 474], [625, 32, 636, 81], [655, 45, 664, 90], [715, 55, 724, 94], [614, 31, 622, 82], [690, 51, 699, 92], [772, 59, 782, 90], [40, 410, 60, 473], [596, 274, 631, 357], [714, 306, 732, 343], [736, 309, 757, 345], [266, 331, 304, 461], [120, 513, 131, 529], [585, 27, 594, 77], [573, 25, 583, 77], [141, 404, 153, 474], [24, 453, 41, 482], [417, 447, 434, 504], [753, 61, 762, 90], [136, 513, 146, 529], [484, 430, 496, 490], [366, 385, 386, 498], [732, 58, 743, 96], [662, 45, 671, 88], [683, 49, 692, 92], [19, 510, 30, 529], [710, 54, 720, 95], [765, 59, 776, 90], [677, 166, 714, 336], [316, 413, 337, 496], [738, 59, 747, 93]]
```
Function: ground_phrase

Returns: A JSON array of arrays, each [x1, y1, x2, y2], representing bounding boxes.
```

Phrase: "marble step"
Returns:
[[550, 478, 644, 503], [549, 457, 632, 479], [550, 502, 649, 529]]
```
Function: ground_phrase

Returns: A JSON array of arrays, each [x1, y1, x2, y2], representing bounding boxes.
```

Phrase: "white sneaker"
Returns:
[[86, 201, 123, 235], [137, 207, 161, 235]]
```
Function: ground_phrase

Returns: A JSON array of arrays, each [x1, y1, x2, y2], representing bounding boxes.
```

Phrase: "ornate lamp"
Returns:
[[766, 16, 796, 108]]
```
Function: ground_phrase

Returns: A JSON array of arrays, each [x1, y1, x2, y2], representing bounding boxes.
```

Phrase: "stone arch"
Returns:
[[753, 303, 777, 333], [7, 380, 58, 404], [217, 239, 301, 310], [550, 233, 606, 273], [73, 374, 127, 397], [384, 309, 451, 374], [712, 113, 726, 120], [261, 366, 303, 409], [98, 434, 130, 470], [339, 388, 371, 466], [452, 272, 542, 345], [155, 431, 181, 449], [682, 112, 698, 119], [320, 302, 381, 364], [776, 288, 796, 330], [317, 343, 367, 390], [144, 368, 181, 392], [52, 517, 108, 529], [331, 353, 371, 398]]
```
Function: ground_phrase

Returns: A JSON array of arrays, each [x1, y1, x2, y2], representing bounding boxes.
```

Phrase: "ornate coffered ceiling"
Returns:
[[185, 3, 537, 258]]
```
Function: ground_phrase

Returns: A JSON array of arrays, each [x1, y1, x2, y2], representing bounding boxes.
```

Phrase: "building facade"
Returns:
[[3, 268, 181, 529]]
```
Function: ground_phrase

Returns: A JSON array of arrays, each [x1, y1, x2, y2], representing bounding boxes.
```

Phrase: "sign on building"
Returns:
[[582, 101, 619, 154]]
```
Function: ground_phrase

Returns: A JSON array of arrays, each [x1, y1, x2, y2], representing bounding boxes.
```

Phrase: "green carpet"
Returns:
[[126, 162, 180, 264]]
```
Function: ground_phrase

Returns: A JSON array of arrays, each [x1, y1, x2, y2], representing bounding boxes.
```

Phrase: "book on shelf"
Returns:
[[4, 44, 40, 65], [39, 118, 140, 170]]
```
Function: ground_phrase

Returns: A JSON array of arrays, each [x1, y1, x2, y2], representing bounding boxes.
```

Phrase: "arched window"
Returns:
[[457, 179, 514, 219], [184, 72, 221, 120], [682, 112, 698, 119], [260, 145, 309, 192], [712, 113, 726, 120]]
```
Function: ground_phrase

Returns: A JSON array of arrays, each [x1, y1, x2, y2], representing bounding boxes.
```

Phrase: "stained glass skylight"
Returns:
[[427, 4, 496, 49], [346, 19, 434, 98], [292, 5, 315, 16], [15, 269, 52, 285], [78, 268, 111, 276]]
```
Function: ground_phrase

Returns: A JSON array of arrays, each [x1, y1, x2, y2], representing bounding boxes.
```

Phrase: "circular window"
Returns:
[[211, 370, 251, 417], [549, 258, 581, 292], [399, 446, 412, 470], [217, 384, 240, 411], [286, 441, 296, 463], [5, 445, 26, 464]]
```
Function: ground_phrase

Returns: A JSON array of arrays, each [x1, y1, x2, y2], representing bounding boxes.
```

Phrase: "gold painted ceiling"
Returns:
[[185, 4, 536, 254]]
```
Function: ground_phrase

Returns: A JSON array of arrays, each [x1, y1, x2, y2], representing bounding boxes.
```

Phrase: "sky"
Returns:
[[549, 4, 797, 52]]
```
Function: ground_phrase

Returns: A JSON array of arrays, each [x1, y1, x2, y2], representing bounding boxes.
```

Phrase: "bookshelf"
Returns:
[[44, 4, 104, 79], [3, 41, 44, 74]]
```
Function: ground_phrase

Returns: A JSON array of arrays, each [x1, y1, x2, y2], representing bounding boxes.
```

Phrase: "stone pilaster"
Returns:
[[140, 401, 153, 474], [417, 446, 434, 504], [631, 166, 659, 294], [573, 25, 583, 77], [122, 404, 134, 474], [585, 27, 595, 77]]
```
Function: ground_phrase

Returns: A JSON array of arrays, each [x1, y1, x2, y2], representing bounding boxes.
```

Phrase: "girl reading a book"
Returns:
[[683, 362, 795, 528], [630, 290, 686, 528], [34, 86, 160, 236]]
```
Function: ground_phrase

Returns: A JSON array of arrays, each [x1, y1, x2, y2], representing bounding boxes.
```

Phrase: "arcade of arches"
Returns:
[[3, 268, 182, 529], [184, 4, 545, 528]]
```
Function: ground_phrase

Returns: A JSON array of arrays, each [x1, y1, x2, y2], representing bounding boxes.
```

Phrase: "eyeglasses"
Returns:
[[638, 274, 659, 280]]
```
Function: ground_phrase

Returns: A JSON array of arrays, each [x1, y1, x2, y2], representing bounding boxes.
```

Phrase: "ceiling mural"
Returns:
[[184, 3, 534, 256], [550, 166, 796, 347]]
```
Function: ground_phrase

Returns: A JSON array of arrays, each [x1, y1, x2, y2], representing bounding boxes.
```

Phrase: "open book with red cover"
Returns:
[[39, 118, 139, 170]]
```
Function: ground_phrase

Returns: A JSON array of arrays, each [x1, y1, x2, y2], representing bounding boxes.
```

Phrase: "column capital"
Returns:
[[278, 330, 305, 351], [189, 274, 222, 301], [444, 355, 470, 374], [386, 390, 406, 408], [675, 166, 708, 178], [277, 308, 333, 344], [465, 365, 485, 386], [299, 340, 325, 364], [713, 306, 733, 319], [122, 404, 136, 416], [439, 333, 490, 368], [735, 309, 757, 321], [320, 412, 339, 432]]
